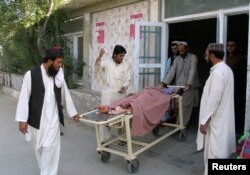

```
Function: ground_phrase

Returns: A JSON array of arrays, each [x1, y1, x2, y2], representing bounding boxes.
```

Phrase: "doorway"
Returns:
[[169, 18, 217, 86], [227, 14, 248, 134], [168, 18, 217, 128], [168, 14, 249, 134]]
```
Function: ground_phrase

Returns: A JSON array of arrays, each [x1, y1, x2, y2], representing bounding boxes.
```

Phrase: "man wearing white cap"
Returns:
[[196, 43, 235, 175], [163, 41, 200, 127]]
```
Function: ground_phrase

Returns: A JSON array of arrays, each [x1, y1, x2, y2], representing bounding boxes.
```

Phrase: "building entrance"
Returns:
[[168, 15, 248, 134]]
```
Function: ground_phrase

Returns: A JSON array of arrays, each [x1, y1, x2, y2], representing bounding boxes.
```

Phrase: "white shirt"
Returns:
[[95, 59, 131, 105], [196, 61, 235, 158], [15, 65, 77, 149]]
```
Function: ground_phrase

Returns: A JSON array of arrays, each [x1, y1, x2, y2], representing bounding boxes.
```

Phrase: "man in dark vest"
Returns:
[[15, 46, 80, 175]]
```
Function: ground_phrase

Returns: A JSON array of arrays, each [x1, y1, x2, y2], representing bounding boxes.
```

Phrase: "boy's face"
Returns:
[[114, 53, 125, 64]]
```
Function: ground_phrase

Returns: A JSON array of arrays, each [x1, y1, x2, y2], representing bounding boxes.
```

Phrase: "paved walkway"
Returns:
[[0, 90, 203, 175]]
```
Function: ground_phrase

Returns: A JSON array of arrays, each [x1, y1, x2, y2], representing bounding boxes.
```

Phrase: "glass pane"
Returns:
[[164, 0, 250, 18], [139, 68, 161, 90], [63, 18, 83, 33], [139, 26, 162, 64], [78, 36, 83, 60], [77, 36, 83, 78], [66, 37, 74, 57]]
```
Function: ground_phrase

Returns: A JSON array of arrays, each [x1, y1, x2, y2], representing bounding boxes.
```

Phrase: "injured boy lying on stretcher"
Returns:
[[98, 83, 184, 142]]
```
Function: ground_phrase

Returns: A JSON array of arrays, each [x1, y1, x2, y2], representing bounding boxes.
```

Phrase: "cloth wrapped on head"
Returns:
[[44, 46, 64, 60]]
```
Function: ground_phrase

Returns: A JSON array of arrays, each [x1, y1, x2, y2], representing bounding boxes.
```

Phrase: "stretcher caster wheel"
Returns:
[[100, 151, 111, 163], [127, 159, 139, 174], [178, 130, 186, 141], [152, 127, 160, 136]]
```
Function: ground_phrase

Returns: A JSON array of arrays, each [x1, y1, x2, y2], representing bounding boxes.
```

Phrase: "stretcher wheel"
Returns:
[[178, 130, 186, 141], [152, 126, 160, 136], [127, 159, 139, 174], [100, 151, 111, 163]]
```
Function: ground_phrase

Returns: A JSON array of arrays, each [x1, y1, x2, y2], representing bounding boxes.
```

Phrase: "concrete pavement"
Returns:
[[0, 90, 203, 175]]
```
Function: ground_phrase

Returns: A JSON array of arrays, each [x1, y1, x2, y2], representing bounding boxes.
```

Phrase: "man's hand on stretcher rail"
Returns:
[[158, 82, 167, 88], [118, 86, 126, 93], [158, 82, 184, 96]]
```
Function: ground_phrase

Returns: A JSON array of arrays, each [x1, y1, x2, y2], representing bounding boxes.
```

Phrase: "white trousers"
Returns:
[[34, 144, 60, 175], [204, 129, 217, 175], [30, 127, 60, 175]]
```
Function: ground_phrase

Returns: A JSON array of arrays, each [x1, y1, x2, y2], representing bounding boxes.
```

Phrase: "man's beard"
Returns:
[[48, 64, 58, 77], [206, 58, 213, 68]]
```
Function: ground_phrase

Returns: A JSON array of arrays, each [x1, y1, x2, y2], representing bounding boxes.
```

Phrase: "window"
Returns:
[[164, 0, 250, 18], [66, 33, 83, 79], [135, 22, 167, 91]]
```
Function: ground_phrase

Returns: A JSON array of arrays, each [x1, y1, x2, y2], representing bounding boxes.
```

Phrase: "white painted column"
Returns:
[[244, 4, 250, 131], [217, 10, 227, 58]]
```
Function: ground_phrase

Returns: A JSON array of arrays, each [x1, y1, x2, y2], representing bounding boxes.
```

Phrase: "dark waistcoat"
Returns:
[[27, 66, 64, 129]]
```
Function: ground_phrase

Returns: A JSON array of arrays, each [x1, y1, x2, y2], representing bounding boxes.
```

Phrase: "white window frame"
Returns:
[[134, 21, 167, 91], [64, 31, 83, 59]]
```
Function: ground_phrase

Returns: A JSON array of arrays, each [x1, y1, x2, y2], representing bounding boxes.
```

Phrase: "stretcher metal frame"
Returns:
[[79, 95, 184, 174]]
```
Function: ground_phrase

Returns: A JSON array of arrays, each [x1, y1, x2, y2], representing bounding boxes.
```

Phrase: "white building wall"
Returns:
[[90, 1, 149, 92]]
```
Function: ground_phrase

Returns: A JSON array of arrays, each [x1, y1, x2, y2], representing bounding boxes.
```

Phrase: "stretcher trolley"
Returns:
[[79, 95, 185, 174]]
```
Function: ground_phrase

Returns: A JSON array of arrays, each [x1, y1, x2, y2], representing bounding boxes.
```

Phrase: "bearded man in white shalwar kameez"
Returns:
[[196, 43, 236, 175], [15, 46, 80, 175]]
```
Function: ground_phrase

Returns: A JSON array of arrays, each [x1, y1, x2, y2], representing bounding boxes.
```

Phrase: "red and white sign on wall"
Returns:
[[96, 22, 105, 43], [130, 13, 143, 39]]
